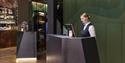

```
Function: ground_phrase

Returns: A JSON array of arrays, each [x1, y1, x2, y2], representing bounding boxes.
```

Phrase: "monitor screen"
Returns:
[[64, 24, 76, 37]]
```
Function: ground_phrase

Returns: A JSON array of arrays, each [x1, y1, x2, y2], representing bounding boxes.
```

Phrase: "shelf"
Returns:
[[0, 7, 17, 31], [0, 21, 15, 24], [0, 22, 15, 24]]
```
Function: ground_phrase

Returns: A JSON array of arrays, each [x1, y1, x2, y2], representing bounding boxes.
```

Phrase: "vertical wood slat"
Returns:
[[107, 24, 122, 63], [18, 0, 30, 25], [122, 24, 125, 63], [94, 23, 107, 63]]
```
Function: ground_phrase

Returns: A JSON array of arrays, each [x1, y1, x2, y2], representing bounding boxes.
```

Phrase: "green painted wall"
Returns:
[[64, 0, 125, 63]]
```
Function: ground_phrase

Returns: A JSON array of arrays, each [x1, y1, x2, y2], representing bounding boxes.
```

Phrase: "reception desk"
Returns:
[[47, 34, 100, 63], [17, 32, 37, 58]]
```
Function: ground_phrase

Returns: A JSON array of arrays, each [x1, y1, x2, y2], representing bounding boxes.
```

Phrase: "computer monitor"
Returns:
[[64, 24, 76, 37]]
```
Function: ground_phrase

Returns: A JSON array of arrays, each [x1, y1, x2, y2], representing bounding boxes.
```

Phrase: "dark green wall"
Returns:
[[64, 0, 125, 63]]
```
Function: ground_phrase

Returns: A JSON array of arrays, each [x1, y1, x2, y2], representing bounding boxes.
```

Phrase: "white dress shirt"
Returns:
[[83, 22, 96, 37]]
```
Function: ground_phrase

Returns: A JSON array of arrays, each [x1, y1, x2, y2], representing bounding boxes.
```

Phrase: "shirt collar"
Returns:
[[84, 22, 91, 26]]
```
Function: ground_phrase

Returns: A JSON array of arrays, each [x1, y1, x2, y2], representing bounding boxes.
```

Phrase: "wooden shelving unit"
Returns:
[[0, 7, 17, 31]]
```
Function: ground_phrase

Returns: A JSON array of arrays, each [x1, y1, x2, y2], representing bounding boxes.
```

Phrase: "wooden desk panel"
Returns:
[[0, 31, 17, 48]]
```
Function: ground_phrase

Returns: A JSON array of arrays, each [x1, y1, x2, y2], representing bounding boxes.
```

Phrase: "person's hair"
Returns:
[[81, 13, 90, 19]]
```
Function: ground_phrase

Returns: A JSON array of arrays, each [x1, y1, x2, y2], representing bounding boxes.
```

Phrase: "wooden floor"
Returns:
[[0, 47, 16, 63], [0, 47, 46, 63]]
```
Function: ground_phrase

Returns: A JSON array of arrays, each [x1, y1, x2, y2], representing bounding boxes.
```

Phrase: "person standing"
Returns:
[[79, 13, 96, 37]]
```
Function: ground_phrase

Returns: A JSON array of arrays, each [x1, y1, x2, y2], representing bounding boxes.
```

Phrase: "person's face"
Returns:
[[80, 16, 88, 24]]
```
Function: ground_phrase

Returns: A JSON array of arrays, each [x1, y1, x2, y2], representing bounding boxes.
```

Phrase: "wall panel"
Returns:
[[64, 0, 125, 63], [107, 24, 122, 63]]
